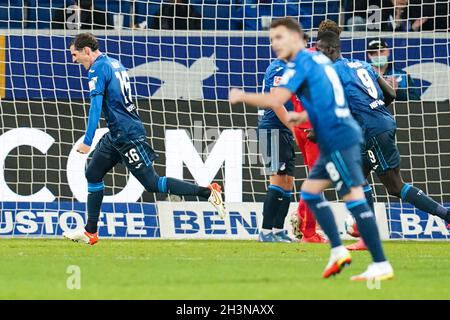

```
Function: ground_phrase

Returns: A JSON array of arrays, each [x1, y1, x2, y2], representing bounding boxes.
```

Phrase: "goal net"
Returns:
[[0, 0, 448, 240]]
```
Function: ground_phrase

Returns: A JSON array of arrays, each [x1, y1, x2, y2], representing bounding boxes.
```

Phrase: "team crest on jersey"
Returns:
[[273, 76, 282, 87], [88, 76, 97, 91]]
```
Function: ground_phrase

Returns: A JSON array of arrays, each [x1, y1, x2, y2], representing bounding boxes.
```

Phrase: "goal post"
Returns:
[[0, 1, 448, 240]]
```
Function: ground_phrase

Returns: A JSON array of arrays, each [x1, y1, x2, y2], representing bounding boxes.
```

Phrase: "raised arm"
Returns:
[[377, 76, 396, 106]]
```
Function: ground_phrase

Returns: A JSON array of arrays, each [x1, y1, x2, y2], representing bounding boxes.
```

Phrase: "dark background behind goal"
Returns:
[[0, 100, 448, 203]]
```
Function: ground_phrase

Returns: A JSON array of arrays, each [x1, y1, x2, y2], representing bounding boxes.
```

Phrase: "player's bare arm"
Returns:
[[287, 110, 309, 126], [229, 87, 294, 129], [77, 143, 90, 154], [271, 102, 295, 130], [229, 86, 292, 108], [377, 75, 397, 105]]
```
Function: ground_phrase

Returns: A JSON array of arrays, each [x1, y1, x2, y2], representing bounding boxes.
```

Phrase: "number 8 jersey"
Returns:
[[88, 54, 147, 142], [333, 57, 396, 141], [279, 49, 363, 153]]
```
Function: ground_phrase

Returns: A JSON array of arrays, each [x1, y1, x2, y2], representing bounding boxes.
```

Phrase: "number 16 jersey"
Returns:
[[88, 54, 147, 143]]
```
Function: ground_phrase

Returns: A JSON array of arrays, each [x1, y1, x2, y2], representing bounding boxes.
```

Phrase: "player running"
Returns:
[[63, 33, 226, 245], [229, 18, 393, 281], [316, 31, 450, 249]]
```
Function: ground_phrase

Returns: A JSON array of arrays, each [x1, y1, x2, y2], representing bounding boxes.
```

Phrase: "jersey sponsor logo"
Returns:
[[275, 67, 284, 72], [89, 69, 95, 73], [347, 61, 363, 69], [280, 69, 295, 85], [135, 163, 143, 169], [369, 99, 385, 109], [111, 61, 121, 69], [273, 76, 282, 87], [88, 76, 97, 91], [127, 54, 217, 100], [126, 104, 137, 112]]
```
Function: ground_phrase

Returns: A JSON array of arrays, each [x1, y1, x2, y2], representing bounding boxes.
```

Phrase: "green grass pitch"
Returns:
[[0, 239, 449, 299]]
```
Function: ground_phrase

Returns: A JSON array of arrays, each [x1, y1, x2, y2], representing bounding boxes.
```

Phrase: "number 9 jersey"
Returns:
[[333, 57, 396, 141], [279, 49, 363, 153], [88, 54, 147, 142]]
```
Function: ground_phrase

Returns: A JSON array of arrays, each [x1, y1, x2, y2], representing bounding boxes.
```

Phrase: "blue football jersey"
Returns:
[[279, 49, 362, 153], [258, 59, 296, 131], [333, 57, 396, 140], [88, 54, 146, 142]]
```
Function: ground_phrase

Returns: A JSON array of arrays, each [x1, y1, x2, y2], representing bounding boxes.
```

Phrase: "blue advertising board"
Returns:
[[1, 201, 448, 239], [0, 202, 159, 238], [3, 34, 450, 100], [387, 203, 450, 240]]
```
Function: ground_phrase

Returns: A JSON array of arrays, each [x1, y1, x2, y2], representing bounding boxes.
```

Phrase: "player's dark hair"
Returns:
[[317, 31, 341, 50], [303, 32, 310, 42], [270, 17, 303, 35], [70, 33, 99, 51], [317, 19, 342, 38], [78, 0, 93, 9]]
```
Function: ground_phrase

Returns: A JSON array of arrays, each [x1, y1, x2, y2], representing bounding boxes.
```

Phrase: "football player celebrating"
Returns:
[[63, 33, 226, 245], [230, 18, 393, 281]]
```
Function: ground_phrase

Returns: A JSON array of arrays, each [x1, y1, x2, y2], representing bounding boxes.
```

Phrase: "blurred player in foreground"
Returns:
[[63, 33, 226, 245], [229, 18, 393, 281], [257, 31, 321, 243], [316, 31, 450, 249], [291, 19, 343, 243]]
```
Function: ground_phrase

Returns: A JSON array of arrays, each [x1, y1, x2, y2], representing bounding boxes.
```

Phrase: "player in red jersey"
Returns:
[[291, 20, 343, 243]]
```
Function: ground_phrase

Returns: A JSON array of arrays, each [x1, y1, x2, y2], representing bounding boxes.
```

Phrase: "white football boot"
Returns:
[[351, 261, 394, 281], [63, 228, 99, 245], [208, 183, 227, 219], [322, 246, 352, 278]]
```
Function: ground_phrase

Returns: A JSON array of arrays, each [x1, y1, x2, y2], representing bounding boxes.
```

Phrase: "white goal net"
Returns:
[[0, 0, 448, 240]]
